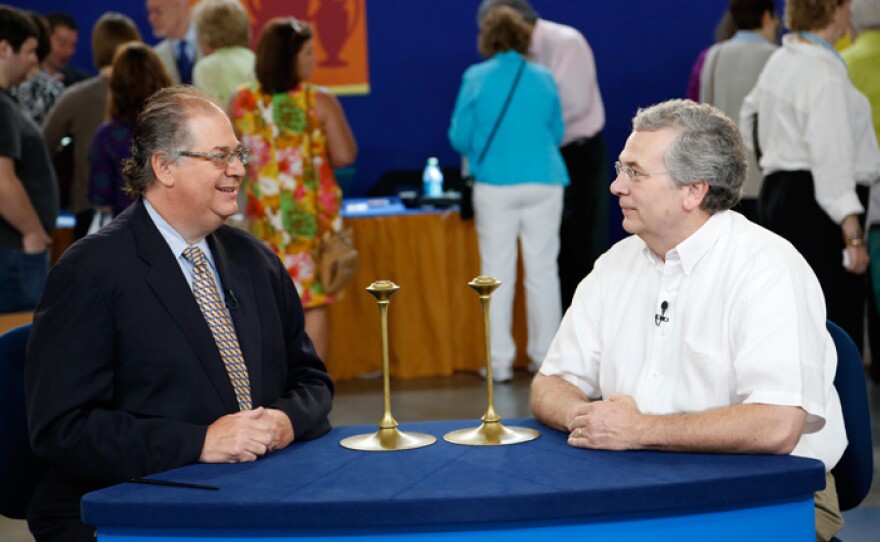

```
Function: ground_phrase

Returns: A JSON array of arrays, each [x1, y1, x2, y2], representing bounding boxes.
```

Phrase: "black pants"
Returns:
[[758, 171, 867, 353], [558, 132, 609, 311]]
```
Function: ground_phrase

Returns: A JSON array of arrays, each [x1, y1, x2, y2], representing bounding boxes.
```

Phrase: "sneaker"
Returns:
[[478, 366, 513, 383]]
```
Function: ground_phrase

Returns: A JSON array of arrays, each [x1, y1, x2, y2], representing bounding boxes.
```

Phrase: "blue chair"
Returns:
[[0, 323, 41, 519], [826, 321, 874, 511]]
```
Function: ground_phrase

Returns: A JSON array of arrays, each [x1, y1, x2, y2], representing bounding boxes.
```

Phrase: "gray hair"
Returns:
[[477, 0, 539, 24], [632, 99, 746, 213], [122, 87, 222, 197], [852, 0, 880, 34]]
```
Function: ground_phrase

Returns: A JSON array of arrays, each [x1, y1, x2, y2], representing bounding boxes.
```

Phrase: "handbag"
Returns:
[[460, 58, 526, 220], [316, 227, 359, 295], [305, 87, 359, 295]]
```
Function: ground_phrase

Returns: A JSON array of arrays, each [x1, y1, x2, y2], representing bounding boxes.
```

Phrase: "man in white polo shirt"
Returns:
[[531, 99, 846, 542]]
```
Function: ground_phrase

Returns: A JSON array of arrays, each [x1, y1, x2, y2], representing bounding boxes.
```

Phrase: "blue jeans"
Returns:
[[0, 246, 49, 314]]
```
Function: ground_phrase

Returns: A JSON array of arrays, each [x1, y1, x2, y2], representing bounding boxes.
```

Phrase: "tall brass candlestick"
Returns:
[[443, 275, 540, 446], [340, 280, 436, 451]]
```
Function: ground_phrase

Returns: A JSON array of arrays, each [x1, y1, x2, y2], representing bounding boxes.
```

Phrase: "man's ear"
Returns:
[[682, 180, 709, 212], [151, 152, 176, 188], [0, 40, 11, 60]]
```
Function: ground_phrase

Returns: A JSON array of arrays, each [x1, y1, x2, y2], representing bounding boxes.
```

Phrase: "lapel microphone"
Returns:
[[655, 301, 669, 326], [225, 289, 239, 310]]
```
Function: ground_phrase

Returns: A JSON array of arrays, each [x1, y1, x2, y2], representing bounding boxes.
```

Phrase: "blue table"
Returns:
[[82, 418, 824, 541]]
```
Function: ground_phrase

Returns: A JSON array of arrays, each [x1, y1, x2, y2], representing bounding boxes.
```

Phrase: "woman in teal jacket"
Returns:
[[449, 5, 569, 382]]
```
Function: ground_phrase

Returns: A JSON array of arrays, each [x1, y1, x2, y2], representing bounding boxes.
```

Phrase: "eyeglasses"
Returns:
[[614, 161, 667, 182], [179, 146, 250, 168]]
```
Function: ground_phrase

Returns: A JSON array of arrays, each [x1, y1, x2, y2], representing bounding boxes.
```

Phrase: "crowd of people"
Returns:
[[2, 0, 356, 320], [2, 1, 879, 541]]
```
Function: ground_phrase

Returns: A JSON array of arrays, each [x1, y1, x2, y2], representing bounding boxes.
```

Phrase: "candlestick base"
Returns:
[[443, 420, 539, 446], [341, 427, 436, 451]]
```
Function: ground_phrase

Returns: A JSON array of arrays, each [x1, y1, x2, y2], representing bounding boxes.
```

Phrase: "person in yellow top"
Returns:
[[842, 0, 880, 385], [842, 0, 880, 141]]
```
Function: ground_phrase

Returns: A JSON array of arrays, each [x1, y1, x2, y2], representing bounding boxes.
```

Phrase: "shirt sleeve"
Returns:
[[548, 75, 564, 146], [805, 79, 864, 223], [448, 68, 478, 159], [540, 261, 604, 399], [739, 88, 758, 154], [730, 250, 830, 431], [0, 98, 22, 159]]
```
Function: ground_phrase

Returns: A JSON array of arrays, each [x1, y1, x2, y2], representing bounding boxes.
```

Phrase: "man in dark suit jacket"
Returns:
[[25, 87, 334, 542]]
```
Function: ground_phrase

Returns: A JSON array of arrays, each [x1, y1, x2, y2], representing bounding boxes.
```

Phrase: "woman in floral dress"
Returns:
[[230, 17, 357, 360]]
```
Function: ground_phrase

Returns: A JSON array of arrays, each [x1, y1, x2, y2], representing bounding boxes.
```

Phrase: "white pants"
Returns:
[[473, 182, 564, 372]]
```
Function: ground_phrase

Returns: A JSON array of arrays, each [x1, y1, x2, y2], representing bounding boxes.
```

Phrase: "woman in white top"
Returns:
[[741, 0, 880, 353]]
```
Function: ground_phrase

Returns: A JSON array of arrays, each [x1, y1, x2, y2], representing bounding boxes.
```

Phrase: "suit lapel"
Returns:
[[208, 230, 264, 406], [130, 200, 240, 412]]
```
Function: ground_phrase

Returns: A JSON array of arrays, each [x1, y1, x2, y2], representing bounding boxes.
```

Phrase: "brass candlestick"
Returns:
[[340, 280, 436, 451], [443, 275, 540, 446]]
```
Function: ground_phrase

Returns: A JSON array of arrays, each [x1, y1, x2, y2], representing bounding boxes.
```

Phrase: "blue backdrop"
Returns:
[[18, 0, 743, 241]]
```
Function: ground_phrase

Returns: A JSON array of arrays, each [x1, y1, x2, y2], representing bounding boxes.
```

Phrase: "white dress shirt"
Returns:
[[530, 19, 604, 144], [541, 211, 846, 470], [741, 34, 880, 224]]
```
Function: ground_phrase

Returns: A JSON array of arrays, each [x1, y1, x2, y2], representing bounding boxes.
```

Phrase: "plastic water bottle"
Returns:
[[423, 157, 444, 197]]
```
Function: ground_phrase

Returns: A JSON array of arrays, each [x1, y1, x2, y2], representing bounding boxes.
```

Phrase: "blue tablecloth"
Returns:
[[81, 418, 824, 531]]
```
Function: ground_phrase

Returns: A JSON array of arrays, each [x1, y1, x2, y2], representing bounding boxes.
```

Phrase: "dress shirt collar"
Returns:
[[143, 198, 214, 268], [641, 210, 730, 275], [730, 29, 771, 44], [782, 33, 847, 74], [172, 24, 197, 59]]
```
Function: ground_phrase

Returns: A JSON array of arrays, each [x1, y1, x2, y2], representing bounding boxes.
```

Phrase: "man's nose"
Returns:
[[610, 172, 627, 195], [227, 155, 246, 176]]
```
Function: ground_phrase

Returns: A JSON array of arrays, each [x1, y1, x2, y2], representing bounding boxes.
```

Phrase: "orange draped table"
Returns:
[[326, 210, 527, 381]]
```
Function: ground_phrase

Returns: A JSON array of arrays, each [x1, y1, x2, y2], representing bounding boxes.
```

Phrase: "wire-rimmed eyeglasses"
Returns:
[[179, 146, 250, 168], [614, 160, 667, 182]]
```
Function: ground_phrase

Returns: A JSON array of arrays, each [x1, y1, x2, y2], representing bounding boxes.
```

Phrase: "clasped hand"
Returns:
[[200, 407, 294, 463], [566, 394, 644, 451]]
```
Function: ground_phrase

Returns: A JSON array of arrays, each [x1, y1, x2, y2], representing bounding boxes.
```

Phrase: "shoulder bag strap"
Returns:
[[476, 58, 526, 165]]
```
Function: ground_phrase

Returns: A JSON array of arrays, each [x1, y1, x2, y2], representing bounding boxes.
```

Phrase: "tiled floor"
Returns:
[[3, 370, 878, 540]]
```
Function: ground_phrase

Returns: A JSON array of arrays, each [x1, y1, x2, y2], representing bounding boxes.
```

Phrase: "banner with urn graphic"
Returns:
[[236, 0, 370, 95]]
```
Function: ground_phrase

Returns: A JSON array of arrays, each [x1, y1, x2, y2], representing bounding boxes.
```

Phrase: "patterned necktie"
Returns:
[[176, 40, 193, 84], [183, 246, 252, 410]]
